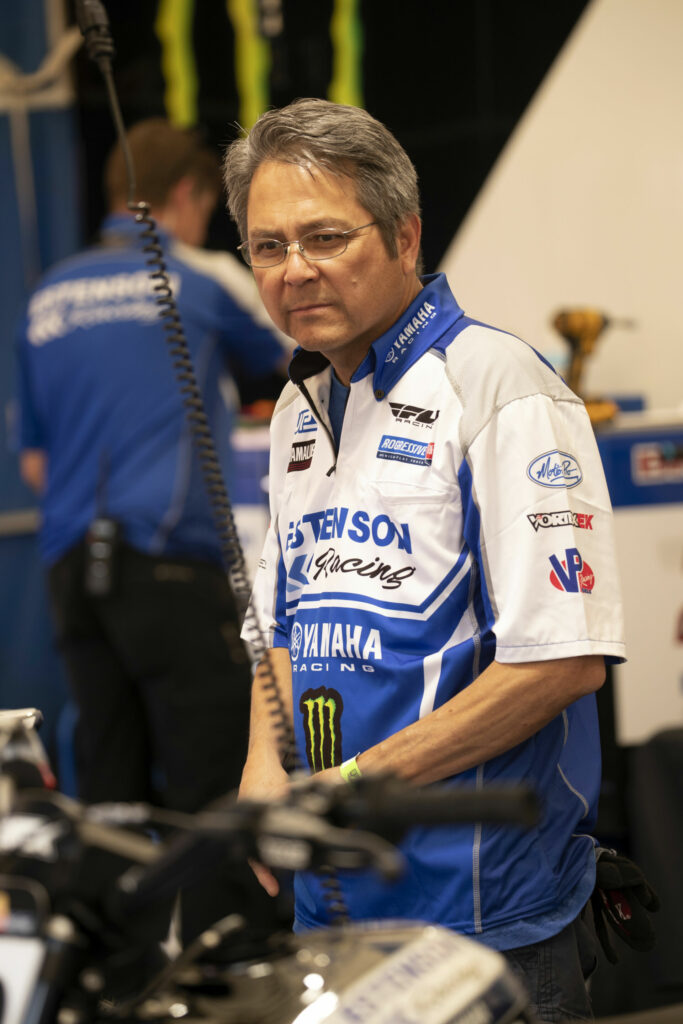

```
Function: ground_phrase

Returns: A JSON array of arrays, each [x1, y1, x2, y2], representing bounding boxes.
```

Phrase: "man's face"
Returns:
[[246, 160, 421, 383]]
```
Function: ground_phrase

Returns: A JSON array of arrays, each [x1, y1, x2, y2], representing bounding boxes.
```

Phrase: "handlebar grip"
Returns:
[[337, 782, 540, 832]]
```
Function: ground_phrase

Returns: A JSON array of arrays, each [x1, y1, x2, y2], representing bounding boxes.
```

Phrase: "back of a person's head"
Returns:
[[223, 98, 421, 260], [105, 118, 221, 211]]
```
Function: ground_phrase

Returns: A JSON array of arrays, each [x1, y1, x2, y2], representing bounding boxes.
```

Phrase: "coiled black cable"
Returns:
[[135, 203, 297, 761], [77, 0, 349, 922], [140, 208, 346, 924]]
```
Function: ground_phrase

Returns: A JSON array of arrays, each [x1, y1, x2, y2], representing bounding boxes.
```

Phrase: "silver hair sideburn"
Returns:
[[223, 97, 422, 268]]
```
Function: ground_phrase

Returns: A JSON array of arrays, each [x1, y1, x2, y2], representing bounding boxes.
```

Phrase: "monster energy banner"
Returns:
[[156, 0, 363, 129], [82, 0, 363, 136]]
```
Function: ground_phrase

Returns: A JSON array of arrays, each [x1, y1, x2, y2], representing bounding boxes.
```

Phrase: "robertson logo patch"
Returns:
[[287, 439, 316, 473], [377, 434, 434, 466]]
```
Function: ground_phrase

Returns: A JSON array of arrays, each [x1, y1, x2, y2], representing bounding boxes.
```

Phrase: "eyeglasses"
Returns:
[[237, 222, 377, 268]]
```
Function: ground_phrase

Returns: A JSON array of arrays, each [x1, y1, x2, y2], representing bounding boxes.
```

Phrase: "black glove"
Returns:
[[590, 847, 661, 964]]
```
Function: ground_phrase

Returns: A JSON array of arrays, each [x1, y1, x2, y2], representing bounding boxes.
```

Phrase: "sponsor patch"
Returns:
[[286, 507, 412, 553], [385, 300, 437, 365], [377, 434, 434, 467], [528, 510, 594, 532], [293, 622, 383, 663], [299, 685, 343, 772], [389, 402, 440, 428], [549, 548, 595, 593], [528, 451, 583, 489], [295, 409, 317, 435], [287, 439, 315, 473]]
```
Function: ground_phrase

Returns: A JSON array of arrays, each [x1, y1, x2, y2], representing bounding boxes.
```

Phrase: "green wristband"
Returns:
[[339, 754, 363, 782]]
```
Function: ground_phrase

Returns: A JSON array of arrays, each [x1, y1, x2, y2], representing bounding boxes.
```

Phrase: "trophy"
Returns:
[[552, 309, 635, 425]]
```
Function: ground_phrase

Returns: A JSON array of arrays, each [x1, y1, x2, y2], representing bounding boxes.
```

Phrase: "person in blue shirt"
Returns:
[[224, 98, 627, 1020], [16, 118, 288, 939]]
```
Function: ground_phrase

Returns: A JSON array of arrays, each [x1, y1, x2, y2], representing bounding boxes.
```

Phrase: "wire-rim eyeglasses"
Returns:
[[237, 222, 377, 268]]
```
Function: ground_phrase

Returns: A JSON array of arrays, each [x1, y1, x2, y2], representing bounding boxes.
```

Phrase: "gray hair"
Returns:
[[223, 98, 422, 271]]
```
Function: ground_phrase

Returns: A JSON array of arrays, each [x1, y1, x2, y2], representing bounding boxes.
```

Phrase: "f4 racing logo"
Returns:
[[389, 403, 440, 428], [549, 548, 595, 594]]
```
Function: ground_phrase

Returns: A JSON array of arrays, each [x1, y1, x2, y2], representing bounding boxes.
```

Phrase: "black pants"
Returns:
[[48, 542, 251, 810], [48, 541, 288, 943], [503, 909, 598, 1022]]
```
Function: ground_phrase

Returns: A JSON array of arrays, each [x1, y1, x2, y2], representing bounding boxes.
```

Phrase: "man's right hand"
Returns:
[[238, 758, 291, 896]]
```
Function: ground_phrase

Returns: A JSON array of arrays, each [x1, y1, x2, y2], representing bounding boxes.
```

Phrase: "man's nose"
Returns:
[[283, 246, 319, 284]]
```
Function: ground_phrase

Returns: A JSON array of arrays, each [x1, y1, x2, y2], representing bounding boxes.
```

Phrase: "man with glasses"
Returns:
[[223, 98, 625, 1021]]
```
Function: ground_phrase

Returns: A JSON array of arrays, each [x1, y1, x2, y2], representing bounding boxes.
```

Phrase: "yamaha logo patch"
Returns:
[[288, 439, 316, 473]]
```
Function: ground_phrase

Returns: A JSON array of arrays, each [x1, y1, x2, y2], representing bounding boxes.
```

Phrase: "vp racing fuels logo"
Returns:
[[527, 451, 582, 489], [549, 548, 595, 594], [528, 510, 594, 531], [385, 300, 436, 365], [287, 439, 316, 473], [377, 435, 434, 467], [389, 403, 439, 428], [299, 686, 343, 772]]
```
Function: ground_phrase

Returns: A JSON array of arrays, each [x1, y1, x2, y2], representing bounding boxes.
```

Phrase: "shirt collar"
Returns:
[[100, 212, 171, 244], [288, 272, 464, 397]]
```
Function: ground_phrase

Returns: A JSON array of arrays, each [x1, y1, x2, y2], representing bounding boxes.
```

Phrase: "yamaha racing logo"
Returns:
[[385, 300, 437, 365], [291, 621, 382, 665]]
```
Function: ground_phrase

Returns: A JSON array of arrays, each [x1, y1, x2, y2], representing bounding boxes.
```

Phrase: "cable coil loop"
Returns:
[[133, 204, 350, 924], [133, 202, 297, 763]]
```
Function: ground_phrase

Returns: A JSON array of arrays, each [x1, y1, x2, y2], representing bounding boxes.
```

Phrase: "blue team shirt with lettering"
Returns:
[[16, 214, 283, 565]]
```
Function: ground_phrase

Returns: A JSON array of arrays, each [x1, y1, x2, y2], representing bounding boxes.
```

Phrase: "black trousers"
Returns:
[[48, 541, 289, 943], [48, 541, 251, 810]]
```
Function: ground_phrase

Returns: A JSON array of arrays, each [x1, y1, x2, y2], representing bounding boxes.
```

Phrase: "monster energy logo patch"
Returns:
[[300, 686, 344, 773]]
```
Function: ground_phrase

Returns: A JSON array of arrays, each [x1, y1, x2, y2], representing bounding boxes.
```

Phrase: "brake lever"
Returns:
[[255, 804, 404, 880]]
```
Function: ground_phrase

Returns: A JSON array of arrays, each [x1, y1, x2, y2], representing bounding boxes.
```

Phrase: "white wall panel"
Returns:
[[440, 0, 683, 412]]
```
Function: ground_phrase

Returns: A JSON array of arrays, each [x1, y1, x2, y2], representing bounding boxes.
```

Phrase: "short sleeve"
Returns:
[[464, 392, 625, 663]]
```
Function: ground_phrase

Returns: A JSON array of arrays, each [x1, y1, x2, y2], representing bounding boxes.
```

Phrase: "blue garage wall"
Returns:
[[0, 0, 82, 772]]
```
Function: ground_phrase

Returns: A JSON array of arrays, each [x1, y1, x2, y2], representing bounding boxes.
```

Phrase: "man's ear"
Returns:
[[396, 213, 422, 274]]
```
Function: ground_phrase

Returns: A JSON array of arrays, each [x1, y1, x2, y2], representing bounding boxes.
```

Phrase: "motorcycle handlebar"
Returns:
[[329, 777, 540, 831], [5, 775, 540, 927]]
